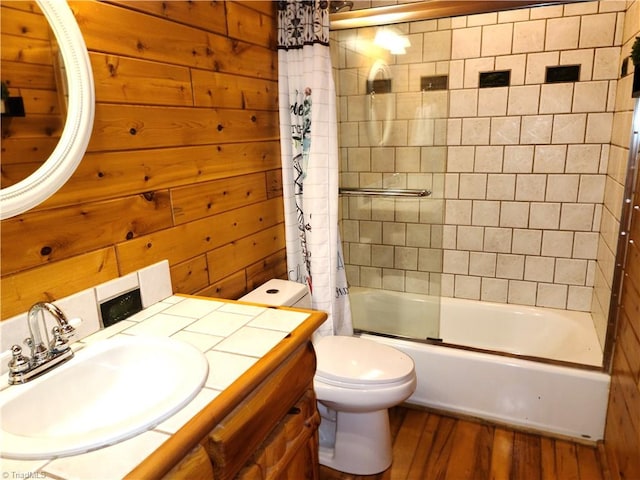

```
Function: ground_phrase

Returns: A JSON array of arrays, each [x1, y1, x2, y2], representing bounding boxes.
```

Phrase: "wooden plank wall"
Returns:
[[604, 135, 640, 478], [0, 0, 286, 320], [1, 1, 64, 188]]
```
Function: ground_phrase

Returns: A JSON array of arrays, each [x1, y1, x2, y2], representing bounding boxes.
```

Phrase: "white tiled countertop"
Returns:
[[0, 294, 314, 480]]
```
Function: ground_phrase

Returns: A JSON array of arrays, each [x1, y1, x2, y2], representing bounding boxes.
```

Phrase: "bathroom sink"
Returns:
[[0, 335, 208, 459]]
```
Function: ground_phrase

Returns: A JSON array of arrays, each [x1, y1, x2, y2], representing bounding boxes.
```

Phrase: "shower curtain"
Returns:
[[277, 0, 352, 338]]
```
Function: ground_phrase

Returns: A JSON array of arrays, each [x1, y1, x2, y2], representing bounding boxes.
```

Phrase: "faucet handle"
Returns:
[[8, 345, 30, 374], [50, 326, 71, 354]]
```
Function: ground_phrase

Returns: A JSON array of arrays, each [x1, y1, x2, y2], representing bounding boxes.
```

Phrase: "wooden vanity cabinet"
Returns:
[[205, 340, 320, 480], [163, 340, 320, 480], [126, 305, 327, 480], [164, 342, 320, 480]]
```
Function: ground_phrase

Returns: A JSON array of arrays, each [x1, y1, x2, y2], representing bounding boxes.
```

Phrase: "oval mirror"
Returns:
[[0, 0, 94, 220]]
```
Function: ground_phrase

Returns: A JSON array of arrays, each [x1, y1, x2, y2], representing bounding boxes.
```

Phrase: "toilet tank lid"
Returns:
[[315, 336, 415, 385], [240, 279, 308, 307]]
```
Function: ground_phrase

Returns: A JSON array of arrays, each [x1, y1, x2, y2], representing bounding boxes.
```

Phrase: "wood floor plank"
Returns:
[[421, 415, 457, 480], [318, 407, 605, 480], [540, 437, 558, 480], [390, 409, 429, 480], [406, 413, 440, 480], [489, 428, 514, 480], [555, 440, 580, 480], [576, 444, 604, 480], [444, 420, 492, 480], [512, 431, 542, 480]]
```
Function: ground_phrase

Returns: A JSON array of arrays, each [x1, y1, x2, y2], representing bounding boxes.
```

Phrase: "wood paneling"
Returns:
[[320, 407, 606, 480], [1, 249, 119, 319], [604, 121, 640, 478], [191, 70, 278, 110], [90, 53, 194, 106], [0, 193, 172, 275], [0, 0, 284, 320], [70, 1, 276, 80], [110, 1, 228, 36], [41, 141, 281, 209]]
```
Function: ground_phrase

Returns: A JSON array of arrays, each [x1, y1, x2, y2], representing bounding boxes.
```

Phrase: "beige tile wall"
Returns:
[[333, 1, 633, 340], [592, 0, 639, 346]]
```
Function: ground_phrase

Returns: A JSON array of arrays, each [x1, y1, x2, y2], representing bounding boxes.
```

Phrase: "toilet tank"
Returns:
[[239, 279, 311, 309]]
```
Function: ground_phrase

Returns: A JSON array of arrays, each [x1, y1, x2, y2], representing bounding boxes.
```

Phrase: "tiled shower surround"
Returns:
[[332, 0, 637, 345]]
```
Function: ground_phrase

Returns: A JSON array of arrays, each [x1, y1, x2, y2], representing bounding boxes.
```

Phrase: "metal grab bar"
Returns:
[[338, 187, 431, 197]]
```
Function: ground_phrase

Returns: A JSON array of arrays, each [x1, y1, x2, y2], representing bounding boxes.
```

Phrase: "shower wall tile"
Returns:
[[593, 47, 621, 79], [337, 0, 625, 315], [496, 254, 525, 280], [546, 175, 579, 202], [566, 145, 602, 173], [555, 258, 588, 285], [537, 283, 568, 308], [512, 229, 542, 255], [486, 175, 515, 200], [525, 256, 555, 282], [507, 86, 540, 115], [567, 286, 593, 311], [457, 225, 484, 251], [586, 113, 614, 143], [451, 27, 481, 59], [481, 23, 513, 56], [530, 203, 561, 230], [512, 20, 546, 53], [490, 117, 521, 145], [579, 13, 617, 48], [503, 146, 534, 172], [470, 252, 497, 277], [551, 114, 587, 144], [481, 278, 509, 303], [534, 145, 567, 173], [454, 275, 481, 300], [520, 116, 553, 144], [530, 4, 563, 19], [540, 83, 573, 113], [472, 201, 500, 226], [573, 81, 609, 112], [508, 280, 537, 305], [545, 16, 580, 50]]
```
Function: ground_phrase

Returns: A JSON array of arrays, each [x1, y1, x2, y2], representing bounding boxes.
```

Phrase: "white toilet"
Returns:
[[240, 279, 417, 475]]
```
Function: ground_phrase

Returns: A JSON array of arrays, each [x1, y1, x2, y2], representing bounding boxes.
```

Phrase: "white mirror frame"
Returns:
[[0, 0, 94, 220]]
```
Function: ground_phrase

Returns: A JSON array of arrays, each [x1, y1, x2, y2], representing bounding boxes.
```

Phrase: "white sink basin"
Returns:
[[0, 335, 208, 459]]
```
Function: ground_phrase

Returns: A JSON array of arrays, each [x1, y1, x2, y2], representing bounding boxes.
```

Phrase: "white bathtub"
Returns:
[[350, 287, 611, 441]]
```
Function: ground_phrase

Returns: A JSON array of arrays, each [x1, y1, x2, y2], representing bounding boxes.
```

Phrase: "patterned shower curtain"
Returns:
[[277, 0, 352, 338]]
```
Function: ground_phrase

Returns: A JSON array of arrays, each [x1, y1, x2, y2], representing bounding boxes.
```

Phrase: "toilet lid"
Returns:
[[315, 336, 415, 386]]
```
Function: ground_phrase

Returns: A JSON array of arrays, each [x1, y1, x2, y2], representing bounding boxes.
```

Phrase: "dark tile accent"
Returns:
[[545, 65, 581, 83], [479, 70, 511, 88], [366, 78, 392, 94], [421, 75, 448, 91]]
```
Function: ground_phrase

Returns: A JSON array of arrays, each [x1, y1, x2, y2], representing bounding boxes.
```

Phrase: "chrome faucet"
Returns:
[[6, 302, 77, 385]]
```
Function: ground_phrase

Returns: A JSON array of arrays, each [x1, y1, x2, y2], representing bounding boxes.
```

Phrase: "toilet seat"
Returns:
[[315, 336, 415, 388]]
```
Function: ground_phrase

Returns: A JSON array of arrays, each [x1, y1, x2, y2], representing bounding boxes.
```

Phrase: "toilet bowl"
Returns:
[[240, 279, 417, 475]]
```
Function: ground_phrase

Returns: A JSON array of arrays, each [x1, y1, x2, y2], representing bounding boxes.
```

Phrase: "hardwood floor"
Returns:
[[319, 406, 607, 480]]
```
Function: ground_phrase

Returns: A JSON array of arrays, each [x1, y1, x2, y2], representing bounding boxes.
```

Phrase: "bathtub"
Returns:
[[350, 287, 610, 441]]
